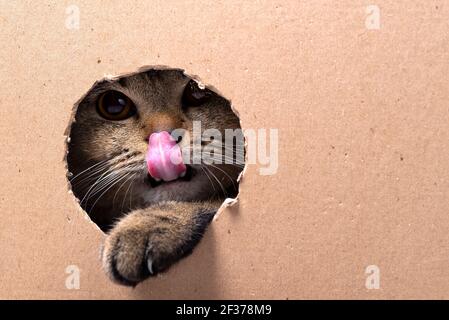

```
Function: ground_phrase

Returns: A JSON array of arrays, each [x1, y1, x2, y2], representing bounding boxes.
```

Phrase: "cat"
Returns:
[[66, 67, 244, 286]]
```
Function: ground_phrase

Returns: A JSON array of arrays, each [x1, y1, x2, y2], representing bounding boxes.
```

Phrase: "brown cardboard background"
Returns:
[[1, 0, 449, 299]]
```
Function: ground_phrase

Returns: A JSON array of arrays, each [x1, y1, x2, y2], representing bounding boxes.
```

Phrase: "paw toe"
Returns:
[[102, 234, 151, 286]]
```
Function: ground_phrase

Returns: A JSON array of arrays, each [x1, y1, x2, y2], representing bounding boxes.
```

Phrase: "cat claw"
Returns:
[[147, 258, 154, 275]]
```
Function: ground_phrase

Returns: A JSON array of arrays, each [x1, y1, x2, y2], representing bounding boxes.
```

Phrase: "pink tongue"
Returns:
[[146, 131, 187, 182]]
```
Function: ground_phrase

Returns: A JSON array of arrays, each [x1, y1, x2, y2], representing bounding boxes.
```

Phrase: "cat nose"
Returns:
[[144, 112, 182, 140]]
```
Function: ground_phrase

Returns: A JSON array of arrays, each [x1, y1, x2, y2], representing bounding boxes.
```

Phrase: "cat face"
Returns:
[[67, 68, 243, 230]]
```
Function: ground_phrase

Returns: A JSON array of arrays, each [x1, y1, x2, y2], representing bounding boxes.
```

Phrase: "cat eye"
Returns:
[[182, 79, 212, 107], [97, 90, 136, 120]]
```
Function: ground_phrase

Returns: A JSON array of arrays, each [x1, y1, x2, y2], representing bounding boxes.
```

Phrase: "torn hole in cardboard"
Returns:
[[64, 66, 246, 231]]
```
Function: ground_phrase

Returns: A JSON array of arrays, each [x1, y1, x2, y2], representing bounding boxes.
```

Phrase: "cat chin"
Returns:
[[139, 184, 216, 205]]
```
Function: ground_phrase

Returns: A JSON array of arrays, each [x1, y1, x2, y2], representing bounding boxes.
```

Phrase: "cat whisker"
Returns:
[[204, 164, 237, 191], [71, 157, 133, 189], [88, 171, 133, 214], [112, 171, 138, 208], [86, 173, 122, 207], [78, 158, 142, 203], [88, 163, 143, 203], [72, 165, 111, 188], [181, 146, 245, 166], [202, 165, 227, 197], [122, 173, 137, 213], [205, 154, 246, 166], [111, 172, 132, 207], [72, 151, 143, 186], [200, 166, 217, 195], [69, 158, 110, 183], [80, 169, 116, 206], [129, 176, 136, 211]]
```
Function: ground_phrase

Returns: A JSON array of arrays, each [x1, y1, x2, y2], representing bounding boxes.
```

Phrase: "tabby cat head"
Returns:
[[67, 68, 243, 231]]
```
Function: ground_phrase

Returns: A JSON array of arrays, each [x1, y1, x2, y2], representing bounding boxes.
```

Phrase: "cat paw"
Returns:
[[101, 204, 216, 286], [101, 221, 180, 286]]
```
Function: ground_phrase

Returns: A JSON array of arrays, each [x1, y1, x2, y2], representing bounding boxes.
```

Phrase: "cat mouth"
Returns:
[[145, 165, 194, 188]]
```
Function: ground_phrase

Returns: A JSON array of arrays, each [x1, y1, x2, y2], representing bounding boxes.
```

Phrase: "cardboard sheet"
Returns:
[[1, 1, 449, 299]]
